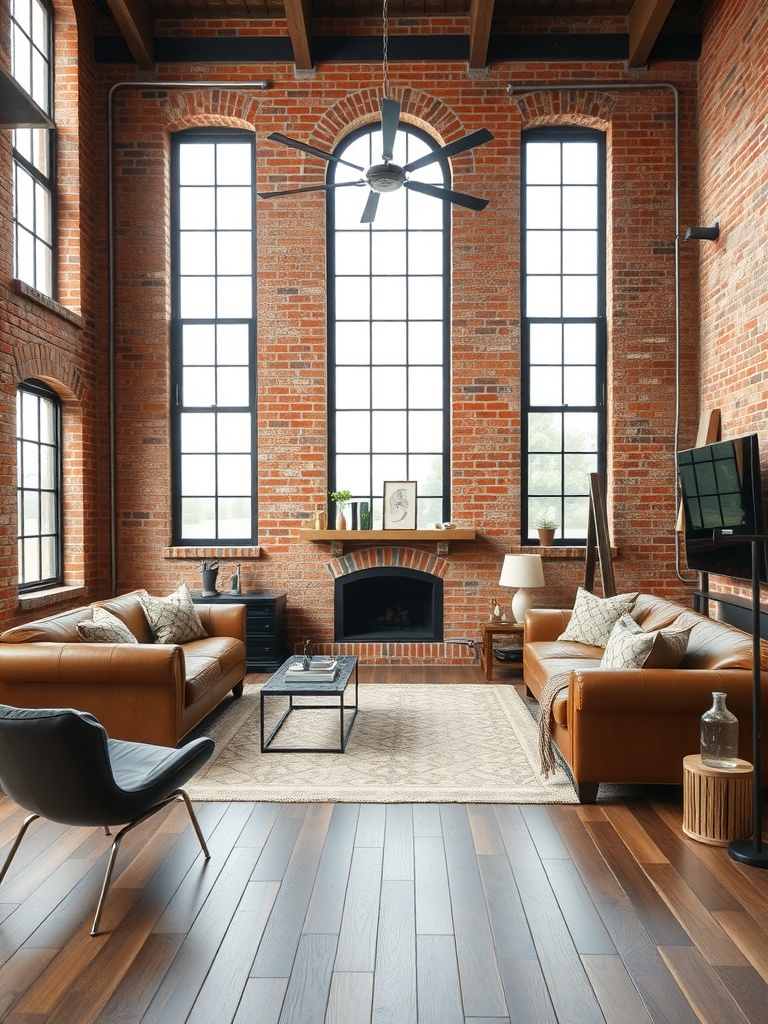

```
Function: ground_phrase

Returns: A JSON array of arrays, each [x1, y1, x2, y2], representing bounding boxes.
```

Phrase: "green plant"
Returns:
[[329, 489, 352, 505], [536, 513, 557, 530]]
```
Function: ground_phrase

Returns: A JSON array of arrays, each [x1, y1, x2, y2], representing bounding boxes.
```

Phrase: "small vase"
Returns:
[[701, 691, 739, 768], [336, 509, 347, 530], [537, 528, 555, 547]]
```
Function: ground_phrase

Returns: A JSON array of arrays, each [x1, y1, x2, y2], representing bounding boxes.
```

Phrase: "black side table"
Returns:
[[193, 593, 287, 672]]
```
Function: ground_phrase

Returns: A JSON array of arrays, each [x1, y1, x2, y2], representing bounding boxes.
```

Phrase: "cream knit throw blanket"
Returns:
[[537, 671, 572, 778]]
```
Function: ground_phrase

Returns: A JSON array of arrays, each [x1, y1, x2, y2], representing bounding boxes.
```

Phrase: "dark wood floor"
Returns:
[[1, 668, 768, 1023]]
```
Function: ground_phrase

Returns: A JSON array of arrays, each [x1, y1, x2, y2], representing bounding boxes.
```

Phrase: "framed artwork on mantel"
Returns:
[[383, 481, 417, 529]]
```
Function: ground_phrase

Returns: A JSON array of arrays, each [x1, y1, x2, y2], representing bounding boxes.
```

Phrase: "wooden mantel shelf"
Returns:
[[299, 527, 476, 552]]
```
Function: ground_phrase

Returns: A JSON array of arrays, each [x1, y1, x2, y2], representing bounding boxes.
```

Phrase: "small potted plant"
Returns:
[[329, 490, 352, 530], [535, 512, 557, 547]]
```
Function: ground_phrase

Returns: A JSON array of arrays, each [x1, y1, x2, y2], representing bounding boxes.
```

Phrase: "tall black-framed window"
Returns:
[[17, 380, 62, 590], [327, 122, 450, 527], [170, 129, 257, 545], [11, 0, 55, 298], [522, 127, 606, 544]]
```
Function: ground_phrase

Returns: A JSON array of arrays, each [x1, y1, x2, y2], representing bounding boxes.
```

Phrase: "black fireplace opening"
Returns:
[[335, 567, 444, 642]]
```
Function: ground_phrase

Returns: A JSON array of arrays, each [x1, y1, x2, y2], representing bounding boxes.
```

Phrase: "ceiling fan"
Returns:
[[257, 0, 493, 224]]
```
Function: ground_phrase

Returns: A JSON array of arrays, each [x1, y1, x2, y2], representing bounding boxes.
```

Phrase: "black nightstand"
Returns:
[[193, 593, 287, 672]]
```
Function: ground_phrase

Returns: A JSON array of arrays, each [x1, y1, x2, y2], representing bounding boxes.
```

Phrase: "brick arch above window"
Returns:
[[514, 90, 616, 130], [164, 93, 261, 133], [310, 89, 474, 165], [14, 348, 84, 403]]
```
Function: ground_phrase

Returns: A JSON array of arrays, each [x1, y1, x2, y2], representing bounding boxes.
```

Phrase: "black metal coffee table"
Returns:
[[260, 655, 359, 753]]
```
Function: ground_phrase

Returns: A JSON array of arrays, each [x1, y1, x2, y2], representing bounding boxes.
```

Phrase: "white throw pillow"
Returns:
[[557, 588, 639, 648], [601, 613, 693, 669], [77, 606, 138, 644], [139, 583, 208, 645]]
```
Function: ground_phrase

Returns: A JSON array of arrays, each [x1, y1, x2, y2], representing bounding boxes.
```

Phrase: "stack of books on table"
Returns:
[[286, 658, 339, 682]]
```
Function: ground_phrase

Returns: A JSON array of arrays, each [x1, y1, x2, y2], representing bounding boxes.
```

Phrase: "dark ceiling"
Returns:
[[99, 0, 702, 72]]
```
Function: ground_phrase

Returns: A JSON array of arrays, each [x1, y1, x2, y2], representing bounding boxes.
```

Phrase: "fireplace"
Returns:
[[334, 566, 444, 642]]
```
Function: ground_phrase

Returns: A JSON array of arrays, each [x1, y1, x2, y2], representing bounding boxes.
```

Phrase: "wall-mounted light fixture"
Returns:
[[684, 222, 720, 241]]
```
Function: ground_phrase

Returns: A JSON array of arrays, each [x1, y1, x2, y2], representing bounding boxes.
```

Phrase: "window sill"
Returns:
[[18, 584, 87, 613], [14, 280, 84, 328], [163, 546, 262, 559], [521, 545, 617, 559]]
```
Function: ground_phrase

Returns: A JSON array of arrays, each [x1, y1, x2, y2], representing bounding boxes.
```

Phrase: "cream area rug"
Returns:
[[185, 683, 580, 804]]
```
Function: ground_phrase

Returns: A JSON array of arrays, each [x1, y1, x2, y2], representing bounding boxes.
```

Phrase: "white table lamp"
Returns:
[[499, 553, 545, 623]]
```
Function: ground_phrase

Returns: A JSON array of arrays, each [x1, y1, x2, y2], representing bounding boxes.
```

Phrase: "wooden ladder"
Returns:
[[584, 472, 616, 597]]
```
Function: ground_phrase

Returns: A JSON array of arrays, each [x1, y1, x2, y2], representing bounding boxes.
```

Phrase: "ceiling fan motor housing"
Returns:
[[366, 162, 406, 193]]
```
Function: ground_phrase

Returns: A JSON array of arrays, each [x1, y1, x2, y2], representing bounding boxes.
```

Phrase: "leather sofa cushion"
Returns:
[[0, 606, 90, 643], [184, 636, 245, 705], [95, 591, 155, 644]]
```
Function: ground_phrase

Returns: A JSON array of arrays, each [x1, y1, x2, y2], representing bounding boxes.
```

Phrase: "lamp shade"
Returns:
[[498, 554, 545, 589]]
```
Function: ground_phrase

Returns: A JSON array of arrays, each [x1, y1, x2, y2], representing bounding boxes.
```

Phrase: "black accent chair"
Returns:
[[0, 705, 215, 935]]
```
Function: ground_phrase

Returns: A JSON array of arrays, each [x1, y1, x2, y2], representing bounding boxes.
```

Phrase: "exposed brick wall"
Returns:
[[3, 5, 750, 663], [697, 0, 768, 604]]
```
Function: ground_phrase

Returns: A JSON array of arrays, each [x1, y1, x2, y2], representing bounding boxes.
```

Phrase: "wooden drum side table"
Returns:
[[480, 621, 525, 681], [682, 754, 753, 846]]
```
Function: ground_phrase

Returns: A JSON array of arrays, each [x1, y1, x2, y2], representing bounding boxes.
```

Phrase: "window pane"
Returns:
[[564, 367, 596, 406], [336, 323, 370, 364], [530, 323, 562, 363], [182, 497, 215, 537], [180, 144, 215, 185], [337, 367, 370, 408], [562, 276, 597, 317], [218, 499, 251, 538], [180, 278, 215, 318], [526, 231, 561, 274], [217, 143, 252, 185], [409, 322, 442, 363], [526, 277, 561, 317], [409, 411, 442, 452], [182, 454, 216, 494], [181, 413, 216, 452], [408, 367, 442, 408], [528, 412, 562, 452], [216, 367, 250, 407], [337, 411, 371, 452], [217, 413, 252, 452], [372, 277, 406, 319], [183, 368, 215, 407], [526, 142, 561, 184], [336, 233, 370, 275], [372, 411, 407, 452], [526, 187, 561, 228], [408, 233, 442, 274], [530, 366, 562, 406], [217, 277, 252, 318], [372, 366, 407, 408], [179, 187, 215, 229], [563, 186, 597, 228], [372, 323, 406, 363], [409, 277, 442, 319], [372, 232, 405, 273], [218, 454, 251, 495], [180, 233, 216, 275]]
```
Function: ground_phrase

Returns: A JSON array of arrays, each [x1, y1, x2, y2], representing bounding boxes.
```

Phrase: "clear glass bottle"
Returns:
[[700, 691, 739, 768]]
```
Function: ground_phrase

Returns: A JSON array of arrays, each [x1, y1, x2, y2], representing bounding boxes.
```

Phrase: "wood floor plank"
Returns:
[[251, 804, 334, 979], [138, 846, 258, 1023], [714, 964, 768, 1024], [91, 933, 184, 1024], [334, 846, 383, 973], [520, 805, 572, 860], [581, 954, 654, 1024], [646, 861, 750, 967], [302, 803, 358, 935], [549, 805, 701, 1024], [597, 802, 669, 866], [495, 806, 606, 1023], [325, 971, 373, 1024], [413, 804, 442, 838], [414, 835, 453, 935], [585, 819, 694, 947], [250, 804, 308, 882], [236, 803, 283, 849], [232, 977, 287, 1024], [186, 880, 280, 1024], [382, 804, 414, 881], [354, 804, 386, 848], [277, 933, 336, 1024], [416, 933, 463, 1024], [0, 949, 58, 1022], [541, 856, 616, 955], [440, 805, 507, 1019], [467, 805, 505, 856], [712, 908, 768, 983], [659, 944, 751, 1024], [372, 879, 416, 1024]]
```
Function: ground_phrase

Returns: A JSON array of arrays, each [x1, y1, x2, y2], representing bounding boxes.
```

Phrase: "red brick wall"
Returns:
[[3, 6, 741, 663], [697, 0, 768, 604]]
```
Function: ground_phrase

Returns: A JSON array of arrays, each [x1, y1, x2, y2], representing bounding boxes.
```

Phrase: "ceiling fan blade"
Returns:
[[266, 132, 365, 172], [380, 98, 401, 162], [404, 179, 489, 211], [258, 180, 365, 199], [360, 190, 381, 224], [403, 128, 494, 174]]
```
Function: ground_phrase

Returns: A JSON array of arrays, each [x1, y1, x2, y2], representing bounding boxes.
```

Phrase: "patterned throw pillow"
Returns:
[[601, 613, 693, 669], [557, 587, 639, 648], [139, 584, 208, 645], [77, 606, 138, 644]]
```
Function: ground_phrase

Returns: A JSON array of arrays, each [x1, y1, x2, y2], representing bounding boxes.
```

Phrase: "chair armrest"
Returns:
[[524, 609, 572, 643], [194, 603, 247, 642]]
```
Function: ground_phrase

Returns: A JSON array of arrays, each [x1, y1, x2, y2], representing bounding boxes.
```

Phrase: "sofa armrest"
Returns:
[[0, 642, 184, 688], [194, 602, 247, 642], [524, 608, 572, 643]]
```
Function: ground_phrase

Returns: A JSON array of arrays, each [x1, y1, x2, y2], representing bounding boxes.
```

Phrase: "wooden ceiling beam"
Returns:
[[468, 0, 495, 70], [106, 0, 155, 71], [627, 0, 676, 68], [284, 0, 314, 71]]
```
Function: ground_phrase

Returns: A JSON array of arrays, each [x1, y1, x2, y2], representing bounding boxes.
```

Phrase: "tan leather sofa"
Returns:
[[0, 591, 247, 747], [524, 593, 768, 803]]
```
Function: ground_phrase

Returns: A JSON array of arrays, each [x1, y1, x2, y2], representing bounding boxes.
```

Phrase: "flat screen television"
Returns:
[[677, 433, 768, 583]]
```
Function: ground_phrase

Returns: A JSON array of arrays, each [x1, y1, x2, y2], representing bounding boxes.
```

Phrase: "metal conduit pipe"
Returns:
[[507, 81, 697, 584], [107, 79, 270, 596]]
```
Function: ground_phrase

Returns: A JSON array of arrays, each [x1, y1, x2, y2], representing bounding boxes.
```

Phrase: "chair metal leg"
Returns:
[[90, 788, 210, 936], [0, 813, 40, 887]]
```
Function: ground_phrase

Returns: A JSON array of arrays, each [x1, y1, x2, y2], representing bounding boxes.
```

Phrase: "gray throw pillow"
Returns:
[[601, 613, 693, 669], [139, 583, 208, 645], [77, 606, 138, 644]]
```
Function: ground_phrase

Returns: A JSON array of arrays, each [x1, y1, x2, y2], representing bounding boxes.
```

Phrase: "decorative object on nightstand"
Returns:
[[700, 691, 738, 768], [230, 563, 242, 595], [499, 553, 545, 623], [200, 560, 219, 597]]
